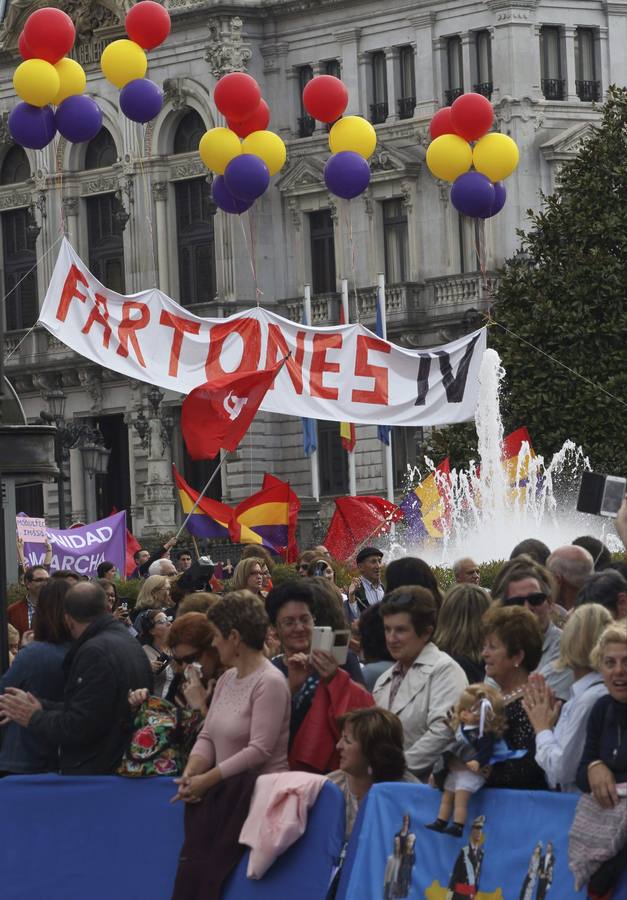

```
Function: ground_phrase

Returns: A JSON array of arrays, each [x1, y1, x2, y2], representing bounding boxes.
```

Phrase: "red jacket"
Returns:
[[7, 599, 29, 636], [288, 667, 374, 773]]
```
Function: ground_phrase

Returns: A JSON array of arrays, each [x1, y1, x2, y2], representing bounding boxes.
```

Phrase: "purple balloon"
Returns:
[[212, 175, 253, 215], [482, 181, 507, 219], [224, 154, 270, 202], [8, 103, 56, 150], [324, 151, 370, 200], [55, 95, 103, 144], [450, 171, 495, 218], [120, 78, 163, 124]]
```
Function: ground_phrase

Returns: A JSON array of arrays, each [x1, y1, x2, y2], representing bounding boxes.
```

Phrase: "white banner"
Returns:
[[38, 239, 486, 427]]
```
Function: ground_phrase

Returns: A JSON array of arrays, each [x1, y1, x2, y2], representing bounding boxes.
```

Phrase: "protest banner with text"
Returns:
[[22, 510, 127, 577]]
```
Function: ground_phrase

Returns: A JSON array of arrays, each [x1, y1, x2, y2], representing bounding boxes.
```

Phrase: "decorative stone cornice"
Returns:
[[205, 16, 252, 78]]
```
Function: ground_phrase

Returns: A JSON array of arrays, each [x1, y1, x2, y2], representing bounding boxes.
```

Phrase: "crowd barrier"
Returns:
[[3, 776, 627, 899]]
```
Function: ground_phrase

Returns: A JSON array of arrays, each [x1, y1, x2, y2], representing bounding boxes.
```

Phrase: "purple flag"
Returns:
[[22, 511, 127, 579]]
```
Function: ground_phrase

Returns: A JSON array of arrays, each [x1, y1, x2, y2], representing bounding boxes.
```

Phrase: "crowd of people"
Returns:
[[1, 499, 627, 899]]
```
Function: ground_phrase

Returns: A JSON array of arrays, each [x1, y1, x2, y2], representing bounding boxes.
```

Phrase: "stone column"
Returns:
[[357, 50, 371, 118], [152, 181, 170, 294], [142, 411, 177, 536], [214, 210, 237, 301], [461, 32, 473, 94], [604, 3, 627, 93], [411, 13, 438, 116], [487, 2, 542, 101], [69, 447, 86, 524], [62, 197, 79, 250], [598, 26, 609, 97], [432, 37, 447, 108], [384, 46, 399, 122], [285, 67, 301, 138], [337, 29, 362, 115], [563, 26, 579, 101]]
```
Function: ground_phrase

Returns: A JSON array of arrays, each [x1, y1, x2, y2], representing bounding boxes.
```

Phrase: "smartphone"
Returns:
[[311, 626, 351, 665], [616, 783, 627, 798], [577, 472, 626, 518], [311, 626, 333, 653], [184, 662, 203, 681]]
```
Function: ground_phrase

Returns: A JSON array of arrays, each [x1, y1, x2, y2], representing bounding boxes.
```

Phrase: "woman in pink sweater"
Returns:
[[172, 590, 290, 803]]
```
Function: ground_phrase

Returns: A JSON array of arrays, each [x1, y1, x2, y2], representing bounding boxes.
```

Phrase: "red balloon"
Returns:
[[227, 99, 270, 138], [23, 8, 75, 64], [125, 1, 171, 51], [450, 92, 494, 142], [18, 31, 36, 61], [214, 73, 261, 123], [429, 107, 457, 139], [303, 75, 348, 123]]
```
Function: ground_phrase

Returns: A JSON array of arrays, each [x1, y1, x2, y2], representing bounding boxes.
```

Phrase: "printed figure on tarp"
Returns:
[[518, 842, 542, 900], [446, 815, 485, 899], [537, 842, 555, 899], [383, 815, 417, 898]]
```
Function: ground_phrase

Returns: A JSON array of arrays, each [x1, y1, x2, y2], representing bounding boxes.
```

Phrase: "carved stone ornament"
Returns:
[[163, 78, 188, 112], [0, 190, 31, 210], [205, 16, 252, 78], [82, 175, 117, 195], [0, 112, 10, 145], [287, 197, 301, 231], [152, 181, 168, 202], [496, 96, 544, 131]]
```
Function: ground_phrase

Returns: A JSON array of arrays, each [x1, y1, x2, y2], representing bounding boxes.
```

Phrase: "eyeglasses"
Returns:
[[171, 649, 202, 665], [31, 577, 48, 583], [277, 614, 314, 629], [153, 618, 170, 626], [503, 593, 547, 608]]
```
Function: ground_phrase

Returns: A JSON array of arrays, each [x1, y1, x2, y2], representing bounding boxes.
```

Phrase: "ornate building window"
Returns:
[[540, 26, 565, 100], [473, 30, 493, 99], [297, 65, 315, 137], [446, 36, 464, 105], [173, 111, 216, 306], [85, 128, 116, 169], [1, 146, 38, 331], [325, 59, 341, 78], [383, 199, 409, 284], [398, 46, 416, 119], [575, 28, 600, 102], [370, 51, 388, 124], [84, 129, 125, 293], [309, 210, 336, 295], [318, 420, 348, 496]]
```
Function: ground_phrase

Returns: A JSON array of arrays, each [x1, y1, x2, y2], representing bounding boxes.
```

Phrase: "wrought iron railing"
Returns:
[[297, 115, 316, 138], [472, 82, 493, 100], [541, 78, 565, 101], [576, 80, 601, 102], [444, 87, 463, 105], [369, 101, 388, 125], [397, 96, 415, 119]]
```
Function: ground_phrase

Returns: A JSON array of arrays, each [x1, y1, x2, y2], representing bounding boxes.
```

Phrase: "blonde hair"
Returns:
[[556, 603, 613, 671], [434, 584, 492, 664], [135, 575, 170, 611], [232, 557, 265, 591], [590, 623, 627, 671], [7, 622, 19, 649], [450, 683, 506, 737]]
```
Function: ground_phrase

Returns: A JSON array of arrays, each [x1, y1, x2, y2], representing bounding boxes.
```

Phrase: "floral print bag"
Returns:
[[117, 695, 201, 777]]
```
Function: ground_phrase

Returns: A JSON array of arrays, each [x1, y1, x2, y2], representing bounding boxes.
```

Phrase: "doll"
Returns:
[[426, 684, 525, 837]]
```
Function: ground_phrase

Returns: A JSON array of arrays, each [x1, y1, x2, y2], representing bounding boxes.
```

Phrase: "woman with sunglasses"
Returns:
[[493, 557, 573, 702], [167, 612, 224, 716], [136, 610, 173, 698], [482, 605, 548, 790]]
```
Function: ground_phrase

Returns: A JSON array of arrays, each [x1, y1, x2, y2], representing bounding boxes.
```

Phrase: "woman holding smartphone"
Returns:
[[136, 610, 173, 698]]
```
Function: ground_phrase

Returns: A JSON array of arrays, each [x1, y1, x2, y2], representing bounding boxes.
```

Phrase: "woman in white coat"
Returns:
[[373, 586, 468, 778]]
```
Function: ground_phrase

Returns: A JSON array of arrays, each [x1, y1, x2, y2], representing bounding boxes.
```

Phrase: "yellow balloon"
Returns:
[[100, 39, 147, 89], [241, 131, 286, 176], [329, 116, 377, 159], [473, 133, 520, 182], [426, 134, 472, 182], [53, 58, 87, 106], [198, 128, 241, 175], [13, 59, 60, 108]]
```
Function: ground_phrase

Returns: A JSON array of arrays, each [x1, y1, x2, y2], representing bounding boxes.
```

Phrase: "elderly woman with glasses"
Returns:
[[266, 579, 373, 773], [493, 557, 572, 701]]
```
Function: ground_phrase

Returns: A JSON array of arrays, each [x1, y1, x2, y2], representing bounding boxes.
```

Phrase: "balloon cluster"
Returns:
[[101, 1, 170, 124], [425, 93, 519, 219], [9, 8, 102, 149], [302, 75, 376, 200], [198, 73, 287, 215]]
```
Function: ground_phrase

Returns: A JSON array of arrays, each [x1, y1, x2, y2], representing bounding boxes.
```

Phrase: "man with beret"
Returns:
[[346, 546, 384, 621]]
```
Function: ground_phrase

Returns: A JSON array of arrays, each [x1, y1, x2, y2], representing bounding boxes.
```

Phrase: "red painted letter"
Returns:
[[205, 318, 261, 380], [116, 301, 150, 367], [265, 324, 305, 394], [56, 264, 89, 322], [310, 333, 342, 400], [81, 293, 113, 348], [160, 310, 201, 377], [351, 335, 390, 405]]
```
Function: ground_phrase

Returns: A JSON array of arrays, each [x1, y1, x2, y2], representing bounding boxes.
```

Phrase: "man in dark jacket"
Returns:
[[0, 582, 153, 774]]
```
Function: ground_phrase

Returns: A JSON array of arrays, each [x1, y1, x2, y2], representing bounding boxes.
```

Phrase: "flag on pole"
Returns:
[[338, 297, 356, 453], [181, 358, 286, 461], [172, 465, 233, 539], [399, 458, 451, 541], [262, 473, 301, 561], [230, 478, 293, 554], [375, 286, 391, 446], [324, 495, 403, 561]]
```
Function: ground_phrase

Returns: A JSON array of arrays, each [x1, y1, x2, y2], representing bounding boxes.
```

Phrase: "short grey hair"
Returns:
[[452, 557, 476, 578], [547, 545, 594, 590], [148, 558, 176, 577]]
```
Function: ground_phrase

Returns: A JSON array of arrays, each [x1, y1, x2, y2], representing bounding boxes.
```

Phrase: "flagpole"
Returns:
[[174, 454, 230, 542], [341, 278, 357, 497], [378, 272, 395, 505], [304, 284, 320, 502]]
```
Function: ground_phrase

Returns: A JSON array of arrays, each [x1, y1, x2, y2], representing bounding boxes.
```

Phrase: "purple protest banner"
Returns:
[[22, 511, 127, 578]]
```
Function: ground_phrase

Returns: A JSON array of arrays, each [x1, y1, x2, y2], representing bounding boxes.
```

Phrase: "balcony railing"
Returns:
[[369, 101, 388, 125], [472, 82, 493, 100], [297, 115, 315, 138], [444, 87, 463, 105], [541, 78, 565, 101], [397, 96, 415, 119], [576, 79, 601, 102]]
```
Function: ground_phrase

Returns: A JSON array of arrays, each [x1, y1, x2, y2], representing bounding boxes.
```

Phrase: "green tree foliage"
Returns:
[[490, 86, 627, 471]]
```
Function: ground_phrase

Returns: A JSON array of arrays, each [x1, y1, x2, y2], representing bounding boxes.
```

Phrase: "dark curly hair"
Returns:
[[337, 708, 406, 782], [207, 590, 269, 650]]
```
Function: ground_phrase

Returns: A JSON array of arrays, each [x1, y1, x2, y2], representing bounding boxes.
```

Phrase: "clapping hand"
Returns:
[[523, 673, 560, 733]]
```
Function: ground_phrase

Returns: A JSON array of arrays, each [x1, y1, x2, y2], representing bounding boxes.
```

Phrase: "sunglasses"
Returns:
[[504, 593, 547, 608], [171, 649, 202, 665]]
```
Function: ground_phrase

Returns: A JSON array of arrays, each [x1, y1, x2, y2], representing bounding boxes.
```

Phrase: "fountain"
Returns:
[[388, 349, 620, 567]]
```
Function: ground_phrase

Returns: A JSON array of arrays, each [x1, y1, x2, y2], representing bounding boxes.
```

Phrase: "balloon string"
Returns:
[[134, 125, 157, 289], [343, 200, 359, 321], [239, 209, 263, 305], [54, 137, 66, 237], [473, 217, 487, 284]]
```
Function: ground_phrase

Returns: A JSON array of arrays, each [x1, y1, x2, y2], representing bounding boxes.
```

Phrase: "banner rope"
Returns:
[[239, 209, 263, 305], [484, 312, 626, 408]]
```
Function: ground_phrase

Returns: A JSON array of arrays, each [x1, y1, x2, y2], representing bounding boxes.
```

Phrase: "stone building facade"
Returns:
[[0, 0, 625, 570]]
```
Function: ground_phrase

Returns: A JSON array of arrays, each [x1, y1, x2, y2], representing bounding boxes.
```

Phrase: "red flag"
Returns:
[[125, 529, 141, 579], [181, 359, 286, 461], [262, 473, 301, 561], [323, 495, 403, 562]]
